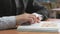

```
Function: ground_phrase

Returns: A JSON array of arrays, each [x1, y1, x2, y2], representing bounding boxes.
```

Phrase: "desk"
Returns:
[[0, 30, 58, 34], [46, 18, 60, 21]]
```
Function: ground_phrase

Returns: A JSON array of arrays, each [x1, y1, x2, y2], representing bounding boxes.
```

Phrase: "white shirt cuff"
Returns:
[[0, 16, 16, 29]]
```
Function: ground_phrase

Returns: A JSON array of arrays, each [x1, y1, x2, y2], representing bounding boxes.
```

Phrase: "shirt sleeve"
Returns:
[[0, 16, 16, 30]]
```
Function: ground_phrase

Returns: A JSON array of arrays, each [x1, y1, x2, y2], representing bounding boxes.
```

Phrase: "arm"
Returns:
[[35, 6, 49, 20], [0, 16, 16, 30], [25, 0, 49, 20], [0, 13, 38, 30], [33, 0, 49, 20]]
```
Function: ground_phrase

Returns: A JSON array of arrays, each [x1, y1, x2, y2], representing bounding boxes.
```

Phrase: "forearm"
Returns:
[[16, 15, 22, 26]]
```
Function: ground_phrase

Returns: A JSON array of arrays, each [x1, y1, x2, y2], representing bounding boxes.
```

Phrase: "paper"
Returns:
[[31, 21, 58, 27], [17, 21, 59, 32]]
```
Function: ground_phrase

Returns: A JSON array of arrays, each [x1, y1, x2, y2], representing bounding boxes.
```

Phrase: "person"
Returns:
[[0, 13, 40, 30], [0, 0, 49, 20], [0, 0, 49, 29], [15, 0, 49, 20]]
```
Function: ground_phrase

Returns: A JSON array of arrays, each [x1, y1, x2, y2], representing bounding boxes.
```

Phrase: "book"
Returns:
[[17, 21, 59, 32]]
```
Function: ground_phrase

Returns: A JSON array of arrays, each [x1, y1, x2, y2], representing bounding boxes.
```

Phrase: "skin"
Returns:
[[16, 13, 39, 26]]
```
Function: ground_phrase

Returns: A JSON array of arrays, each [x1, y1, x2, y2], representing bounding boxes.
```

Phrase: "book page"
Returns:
[[31, 21, 58, 27], [17, 21, 59, 32]]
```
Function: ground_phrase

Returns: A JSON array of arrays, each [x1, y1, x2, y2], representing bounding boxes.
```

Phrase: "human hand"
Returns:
[[32, 13, 43, 22], [16, 13, 39, 25]]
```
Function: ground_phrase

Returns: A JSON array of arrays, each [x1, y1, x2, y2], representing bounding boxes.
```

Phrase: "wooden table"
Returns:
[[0, 29, 58, 34]]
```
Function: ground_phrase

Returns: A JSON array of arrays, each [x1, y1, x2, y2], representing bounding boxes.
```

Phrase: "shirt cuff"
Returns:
[[1, 16, 16, 29]]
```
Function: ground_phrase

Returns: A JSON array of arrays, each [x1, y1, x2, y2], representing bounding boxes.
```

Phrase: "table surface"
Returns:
[[0, 29, 58, 34], [0, 19, 60, 34]]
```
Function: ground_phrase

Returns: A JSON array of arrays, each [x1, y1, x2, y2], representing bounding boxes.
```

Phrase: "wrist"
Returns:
[[16, 15, 21, 26]]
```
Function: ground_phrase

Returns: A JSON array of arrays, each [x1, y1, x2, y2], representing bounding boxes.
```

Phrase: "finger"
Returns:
[[29, 15, 37, 23], [31, 14, 40, 23], [31, 14, 39, 23], [37, 17, 40, 23], [27, 18, 35, 24], [25, 14, 37, 23]]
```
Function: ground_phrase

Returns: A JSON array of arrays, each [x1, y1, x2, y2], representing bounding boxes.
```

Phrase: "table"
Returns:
[[50, 8, 60, 18], [46, 18, 60, 21], [0, 30, 58, 34]]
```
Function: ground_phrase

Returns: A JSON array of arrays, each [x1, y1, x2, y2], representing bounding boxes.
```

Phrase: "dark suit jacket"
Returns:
[[15, 0, 49, 20], [0, 0, 16, 17], [0, 0, 49, 20]]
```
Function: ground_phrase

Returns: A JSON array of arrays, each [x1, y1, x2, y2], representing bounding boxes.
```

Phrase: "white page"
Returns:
[[17, 21, 59, 32]]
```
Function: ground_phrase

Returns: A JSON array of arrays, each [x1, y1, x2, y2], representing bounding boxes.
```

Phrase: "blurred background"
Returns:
[[36, 0, 60, 19]]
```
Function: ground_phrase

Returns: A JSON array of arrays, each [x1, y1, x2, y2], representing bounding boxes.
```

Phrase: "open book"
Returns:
[[17, 21, 60, 32]]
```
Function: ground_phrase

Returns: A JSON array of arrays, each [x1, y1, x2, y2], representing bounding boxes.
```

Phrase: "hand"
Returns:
[[16, 13, 39, 26], [33, 13, 43, 22]]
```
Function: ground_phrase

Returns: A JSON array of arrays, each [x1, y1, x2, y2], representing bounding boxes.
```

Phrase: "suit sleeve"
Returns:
[[0, 16, 16, 30], [35, 6, 49, 20], [25, 0, 49, 20], [33, 0, 49, 20]]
